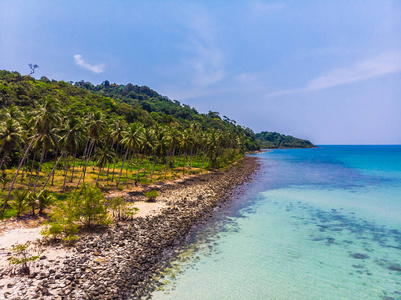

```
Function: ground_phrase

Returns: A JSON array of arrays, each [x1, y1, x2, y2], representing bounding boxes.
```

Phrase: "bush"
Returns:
[[7, 242, 41, 276], [108, 197, 139, 220], [37, 189, 55, 214], [41, 184, 111, 243], [12, 189, 30, 217], [143, 190, 159, 202]]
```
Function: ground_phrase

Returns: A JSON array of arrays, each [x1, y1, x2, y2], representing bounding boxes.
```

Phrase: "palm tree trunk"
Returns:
[[43, 152, 65, 189], [20, 148, 28, 183], [0, 152, 6, 171], [136, 156, 144, 184], [151, 156, 158, 182], [182, 153, 187, 175], [70, 151, 77, 182], [50, 149, 58, 186], [111, 142, 119, 182], [62, 155, 70, 190], [126, 150, 131, 179], [18, 143, 29, 183], [107, 141, 115, 181], [33, 148, 46, 193], [28, 151, 37, 189], [97, 166, 102, 182], [117, 148, 129, 188], [82, 140, 95, 183], [163, 154, 170, 180], [21, 159, 27, 183], [3, 135, 37, 213], [202, 150, 208, 169], [106, 163, 110, 179], [189, 148, 193, 170], [81, 136, 91, 167]]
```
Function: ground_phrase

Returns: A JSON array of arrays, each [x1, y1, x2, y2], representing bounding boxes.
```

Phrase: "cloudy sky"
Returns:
[[1, 0, 400, 144]]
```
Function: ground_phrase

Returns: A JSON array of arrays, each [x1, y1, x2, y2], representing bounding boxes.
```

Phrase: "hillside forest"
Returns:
[[0, 70, 263, 215]]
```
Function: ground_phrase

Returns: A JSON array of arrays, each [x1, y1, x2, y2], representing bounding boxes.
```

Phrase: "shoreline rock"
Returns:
[[0, 156, 260, 299]]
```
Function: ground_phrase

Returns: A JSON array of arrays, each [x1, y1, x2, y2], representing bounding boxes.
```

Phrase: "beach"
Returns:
[[0, 156, 259, 299]]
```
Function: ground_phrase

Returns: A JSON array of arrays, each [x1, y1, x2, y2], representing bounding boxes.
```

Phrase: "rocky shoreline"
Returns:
[[0, 156, 260, 299]]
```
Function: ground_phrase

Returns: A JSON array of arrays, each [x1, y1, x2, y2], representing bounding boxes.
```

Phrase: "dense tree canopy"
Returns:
[[0, 70, 259, 151], [255, 131, 315, 149], [0, 69, 264, 215]]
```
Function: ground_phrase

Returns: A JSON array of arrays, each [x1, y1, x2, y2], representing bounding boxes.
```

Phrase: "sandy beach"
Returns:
[[0, 156, 259, 299]]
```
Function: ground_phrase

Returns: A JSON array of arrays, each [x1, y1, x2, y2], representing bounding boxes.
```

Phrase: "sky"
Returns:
[[0, 0, 400, 144]]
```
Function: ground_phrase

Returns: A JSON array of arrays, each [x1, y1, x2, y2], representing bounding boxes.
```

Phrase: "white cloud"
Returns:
[[181, 8, 225, 88], [73, 54, 104, 73], [267, 52, 401, 97]]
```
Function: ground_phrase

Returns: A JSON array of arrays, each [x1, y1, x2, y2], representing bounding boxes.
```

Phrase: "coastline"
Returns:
[[0, 156, 260, 299]]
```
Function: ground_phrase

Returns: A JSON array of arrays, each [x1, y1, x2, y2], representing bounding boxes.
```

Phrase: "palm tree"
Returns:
[[81, 110, 105, 183], [150, 126, 170, 182], [138, 127, 154, 182], [31, 96, 61, 192], [58, 115, 86, 187], [0, 118, 23, 170], [95, 145, 114, 182], [117, 122, 144, 188], [31, 129, 58, 192], [19, 110, 34, 184], [109, 118, 126, 182], [3, 134, 38, 213], [164, 125, 180, 179], [180, 128, 193, 175], [11, 189, 30, 218], [0, 105, 22, 121], [36, 188, 55, 214]]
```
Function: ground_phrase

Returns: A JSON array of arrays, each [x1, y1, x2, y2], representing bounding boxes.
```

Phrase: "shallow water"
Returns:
[[152, 146, 401, 300]]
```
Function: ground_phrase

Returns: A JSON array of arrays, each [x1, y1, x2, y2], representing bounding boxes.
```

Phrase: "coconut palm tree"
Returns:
[[137, 127, 154, 182], [3, 134, 38, 213], [81, 110, 105, 183], [117, 122, 144, 188], [95, 145, 114, 183], [150, 126, 170, 182], [31, 96, 61, 192], [164, 125, 181, 178], [0, 118, 23, 170], [11, 189, 30, 218], [109, 118, 126, 182], [36, 188, 55, 214], [179, 128, 193, 174], [58, 115, 86, 188]]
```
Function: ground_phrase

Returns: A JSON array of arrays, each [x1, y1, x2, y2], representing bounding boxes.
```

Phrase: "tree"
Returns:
[[95, 145, 114, 182], [3, 134, 38, 214], [0, 118, 23, 170], [150, 126, 170, 181], [36, 188, 55, 214], [12, 189, 30, 217], [28, 64, 39, 76], [58, 115, 86, 187], [81, 110, 105, 183], [117, 122, 144, 187], [31, 96, 61, 192]]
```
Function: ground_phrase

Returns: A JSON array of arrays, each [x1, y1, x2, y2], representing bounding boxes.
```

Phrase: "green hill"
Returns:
[[0, 70, 259, 151], [255, 131, 315, 149], [0, 69, 261, 206]]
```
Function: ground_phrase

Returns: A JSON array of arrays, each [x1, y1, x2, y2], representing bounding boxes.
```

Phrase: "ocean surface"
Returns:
[[152, 145, 401, 300]]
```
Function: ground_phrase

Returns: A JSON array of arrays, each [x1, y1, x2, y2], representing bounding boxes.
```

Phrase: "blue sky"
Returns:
[[1, 0, 400, 144]]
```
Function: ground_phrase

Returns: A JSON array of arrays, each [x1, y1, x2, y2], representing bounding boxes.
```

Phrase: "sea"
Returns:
[[152, 145, 401, 300]]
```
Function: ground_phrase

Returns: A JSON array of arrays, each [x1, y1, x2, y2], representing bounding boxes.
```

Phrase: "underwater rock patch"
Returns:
[[350, 253, 370, 259], [388, 264, 401, 272]]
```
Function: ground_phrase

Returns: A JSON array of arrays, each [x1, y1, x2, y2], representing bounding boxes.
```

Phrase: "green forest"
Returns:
[[0, 70, 261, 217], [255, 131, 315, 149]]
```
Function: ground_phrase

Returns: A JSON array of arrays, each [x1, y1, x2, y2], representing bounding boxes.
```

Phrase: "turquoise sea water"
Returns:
[[152, 146, 401, 300]]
